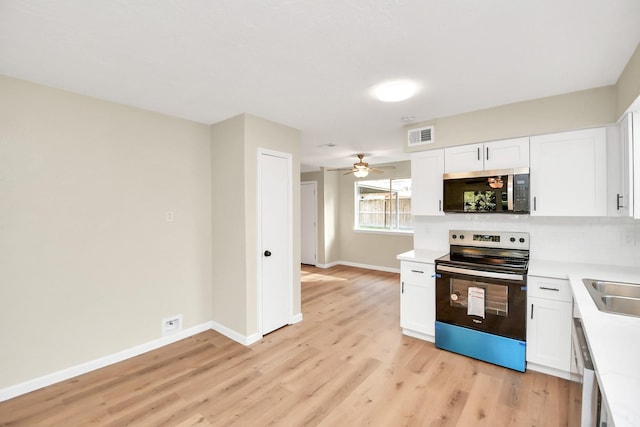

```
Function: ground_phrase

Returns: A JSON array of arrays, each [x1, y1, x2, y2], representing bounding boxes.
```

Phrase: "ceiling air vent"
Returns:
[[407, 125, 434, 146]]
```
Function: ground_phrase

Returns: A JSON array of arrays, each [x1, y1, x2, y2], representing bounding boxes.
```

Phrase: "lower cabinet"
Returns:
[[526, 276, 573, 376], [400, 261, 435, 341]]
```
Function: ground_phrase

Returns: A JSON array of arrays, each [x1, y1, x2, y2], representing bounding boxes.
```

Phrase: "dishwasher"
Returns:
[[572, 317, 608, 426]]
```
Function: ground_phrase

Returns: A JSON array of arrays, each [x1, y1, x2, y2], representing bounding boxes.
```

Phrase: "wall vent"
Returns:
[[408, 126, 434, 146]]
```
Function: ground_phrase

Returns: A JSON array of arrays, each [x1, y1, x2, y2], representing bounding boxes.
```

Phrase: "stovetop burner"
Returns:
[[436, 230, 530, 274]]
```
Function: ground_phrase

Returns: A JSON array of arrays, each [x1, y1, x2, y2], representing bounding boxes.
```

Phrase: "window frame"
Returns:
[[353, 177, 413, 235]]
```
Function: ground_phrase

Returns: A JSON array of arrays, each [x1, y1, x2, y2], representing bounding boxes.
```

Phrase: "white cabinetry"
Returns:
[[411, 149, 444, 216], [530, 128, 607, 216], [400, 261, 435, 341], [526, 276, 573, 377], [444, 137, 529, 173], [608, 117, 633, 217]]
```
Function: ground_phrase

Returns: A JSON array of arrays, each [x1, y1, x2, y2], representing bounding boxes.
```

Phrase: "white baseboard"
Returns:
[[211, 314, 303, 346], [0, 321, 214, 403], [402, 328, 435, 343], [290, 313, 303, 324], [210, 320, 262, 346], [319, 261, 400, 274], [526, 362, 576, 381], [315, 261, 340, 269]]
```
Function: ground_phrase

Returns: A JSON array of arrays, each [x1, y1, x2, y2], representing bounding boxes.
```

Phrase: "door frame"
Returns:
[[300, 180, 317, 266], [256, 148, 293, 337]]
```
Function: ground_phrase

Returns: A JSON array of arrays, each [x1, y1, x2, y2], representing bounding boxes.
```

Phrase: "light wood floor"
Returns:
[[0, 265, 581, 426]]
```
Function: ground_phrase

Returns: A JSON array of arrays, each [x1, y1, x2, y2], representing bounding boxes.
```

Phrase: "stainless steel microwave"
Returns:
[[442, 168, 530, 213]]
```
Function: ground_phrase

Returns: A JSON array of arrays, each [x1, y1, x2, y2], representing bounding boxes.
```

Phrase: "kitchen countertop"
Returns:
[[530, 260, 640, 427], [396, 249, 446, 264], [399, 253, 640, 426]]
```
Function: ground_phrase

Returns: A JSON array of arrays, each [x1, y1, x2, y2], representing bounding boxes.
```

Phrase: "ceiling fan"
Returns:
[[330, 154, 395, 178]]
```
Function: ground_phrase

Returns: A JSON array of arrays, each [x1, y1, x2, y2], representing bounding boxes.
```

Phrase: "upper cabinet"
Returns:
[[608, 116, 633, 217], [444, 137, 530, 173], [530, 127, 607, 217], [412, 149, 445, 216]]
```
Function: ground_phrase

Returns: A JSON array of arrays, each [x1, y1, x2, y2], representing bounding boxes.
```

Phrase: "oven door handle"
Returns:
[[436, 264, 524, 281]]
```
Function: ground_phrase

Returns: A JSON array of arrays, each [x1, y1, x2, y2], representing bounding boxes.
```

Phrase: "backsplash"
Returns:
[[413, 215, 640, 267]]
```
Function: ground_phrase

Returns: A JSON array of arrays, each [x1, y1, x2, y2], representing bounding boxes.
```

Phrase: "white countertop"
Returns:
[[400, 253, 640, 426], [529, 260, 640, 427], [396, 249, 446, 264]]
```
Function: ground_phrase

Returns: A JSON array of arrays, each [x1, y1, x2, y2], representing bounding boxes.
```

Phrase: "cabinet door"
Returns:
[[444, 143, 484, 173], [411, 149, 444, 216], [400, 262, 435, 337], [530, 128, 607, 216], [608, 119, 633, 217], [526, 297, 572, 372], [484, 137, 530, 170]]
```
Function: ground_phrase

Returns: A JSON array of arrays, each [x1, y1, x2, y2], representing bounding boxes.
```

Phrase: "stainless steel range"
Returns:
[[435, 229, 530, 372]]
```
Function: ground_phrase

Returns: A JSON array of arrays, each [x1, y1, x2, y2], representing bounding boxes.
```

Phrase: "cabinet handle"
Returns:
[[531, 303, 534, 319], [486, 147, 489, 161], [540, 286, 560, 292], [439, 200, 442, 212], [617, 194, 624, 210], [401, 281, 404, 293], [533, 196, 537, 211], [411, 270, 424, 274], [477, 147, 480, 161]]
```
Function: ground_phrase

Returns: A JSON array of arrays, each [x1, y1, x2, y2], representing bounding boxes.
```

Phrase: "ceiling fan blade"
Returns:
[[326, 167, 353, 171], [343, 170, 355, 175]]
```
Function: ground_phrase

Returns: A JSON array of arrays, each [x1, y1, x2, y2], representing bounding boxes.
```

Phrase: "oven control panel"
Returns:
[[449, 229, 529, 250]]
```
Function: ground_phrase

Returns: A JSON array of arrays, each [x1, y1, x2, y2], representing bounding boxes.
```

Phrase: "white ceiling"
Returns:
[[1, 1, 639, 172]]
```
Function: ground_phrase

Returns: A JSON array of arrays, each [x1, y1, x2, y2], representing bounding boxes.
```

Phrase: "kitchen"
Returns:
[[302, 46, 640, 425], [2, 1, 640, 425]]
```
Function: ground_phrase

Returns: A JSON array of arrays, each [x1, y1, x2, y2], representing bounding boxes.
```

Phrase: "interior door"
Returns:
[[259, 150, 291, 335], [300, 181, 317, 265]]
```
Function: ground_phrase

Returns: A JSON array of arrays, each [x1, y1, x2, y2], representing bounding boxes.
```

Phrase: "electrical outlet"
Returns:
[[622, 231, 636, 247], [162, 314, 182, 337], [166, 211, 174, 223]]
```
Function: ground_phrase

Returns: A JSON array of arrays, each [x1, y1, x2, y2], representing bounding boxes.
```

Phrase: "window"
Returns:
[[355, 178, 412, 232]]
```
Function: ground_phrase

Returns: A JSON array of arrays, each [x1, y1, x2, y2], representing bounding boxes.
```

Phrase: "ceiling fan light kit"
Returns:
[[353, 168, 369, 178]]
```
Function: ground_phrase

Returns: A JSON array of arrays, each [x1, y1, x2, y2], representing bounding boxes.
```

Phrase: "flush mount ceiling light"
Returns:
[[374, 80, 417, 102]]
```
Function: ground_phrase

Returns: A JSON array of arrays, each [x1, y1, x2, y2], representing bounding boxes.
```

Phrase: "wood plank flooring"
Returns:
[[0, 265, 582, 426]]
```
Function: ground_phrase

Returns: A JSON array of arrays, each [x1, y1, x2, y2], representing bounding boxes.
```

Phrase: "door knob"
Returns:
[[264, 250, 272, 257]]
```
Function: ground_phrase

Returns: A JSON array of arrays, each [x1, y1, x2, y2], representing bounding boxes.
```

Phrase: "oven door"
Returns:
[[435, 262, 527, 341]]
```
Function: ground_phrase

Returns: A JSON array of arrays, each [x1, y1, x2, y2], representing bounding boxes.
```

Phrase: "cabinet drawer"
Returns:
[[401, 261, 432, 284], [528, 276, 572, 302]]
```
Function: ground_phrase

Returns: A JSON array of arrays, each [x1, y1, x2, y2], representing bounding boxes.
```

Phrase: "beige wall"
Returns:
[[0, 76, 213, 388], [336, 160, 414, 270], [322, 168, 341, 265], [404, 85, 617, 151], [210, 115, 248, 335], [211, 114, 301, 337], [617, 42, 640, 116]]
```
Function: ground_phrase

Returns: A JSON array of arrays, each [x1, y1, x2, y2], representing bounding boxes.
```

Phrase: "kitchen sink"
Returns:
[[583, 279, 640, 317], [589, 280, 640, 298], [600, 295, 640, 316]]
